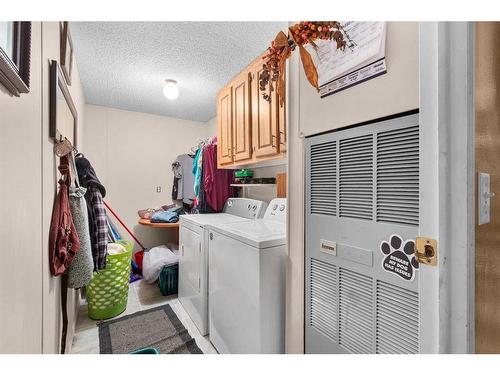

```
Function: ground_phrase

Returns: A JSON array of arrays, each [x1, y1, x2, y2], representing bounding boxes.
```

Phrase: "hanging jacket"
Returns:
[[67, 154, 94, 288], [49, 155, 81, 276], [75, 155, 108, 271]]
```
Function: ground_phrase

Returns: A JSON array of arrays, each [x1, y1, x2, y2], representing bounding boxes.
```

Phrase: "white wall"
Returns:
[[83, 105, 214, 250], [286, 21, 420, 353], [41, 22, 87, 354], [0, 21, 87, 354], [0, 22, 43, 354]]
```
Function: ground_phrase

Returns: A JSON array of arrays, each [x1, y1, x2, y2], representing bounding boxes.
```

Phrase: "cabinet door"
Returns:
[[251, 60, 279, 158], [232, 71, 252, 162], [217, 86, 233, 166]]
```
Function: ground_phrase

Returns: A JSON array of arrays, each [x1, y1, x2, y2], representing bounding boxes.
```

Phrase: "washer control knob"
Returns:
[[273, 204, 278, 210], [227, 199, 233, 207], [280, 204, 285, 211], [252, 204, 257, 211]]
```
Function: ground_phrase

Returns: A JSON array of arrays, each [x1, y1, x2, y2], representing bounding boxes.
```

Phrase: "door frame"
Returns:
[[419, 21, 475, 353]]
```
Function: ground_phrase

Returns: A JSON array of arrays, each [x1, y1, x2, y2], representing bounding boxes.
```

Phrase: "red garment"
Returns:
[[49, 155, 81, 276], [203, 144, 234, 212]]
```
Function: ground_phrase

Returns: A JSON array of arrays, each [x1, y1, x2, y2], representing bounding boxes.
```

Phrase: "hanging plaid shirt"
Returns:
[[86, 185, 108, 271]]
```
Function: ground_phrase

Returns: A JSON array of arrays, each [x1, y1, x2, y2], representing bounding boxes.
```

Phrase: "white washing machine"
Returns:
[[207, 198, 287, 354], [178, 198, 267, 336]]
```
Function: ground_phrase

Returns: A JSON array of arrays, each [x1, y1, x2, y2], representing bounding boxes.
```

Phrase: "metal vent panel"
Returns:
[[339, 267, 373, 353], [309, 259, 338, 341], [310, 141, 337, 216], [339, 134, 373, 220], [376, 126, 419, 226], [376, 280, 419, 354]]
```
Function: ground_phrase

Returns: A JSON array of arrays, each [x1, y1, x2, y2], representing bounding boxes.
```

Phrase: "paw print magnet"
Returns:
[[380, 234, 419, 282]]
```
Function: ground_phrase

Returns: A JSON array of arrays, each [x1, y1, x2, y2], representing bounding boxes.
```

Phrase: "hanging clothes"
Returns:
[[75, 155, 108, 271], [203, 143, 235, 212], [172, 154, 195, 205], [67, 154, 94, 288], [192, 147, 203, 200], [49, 154, 81, 276]]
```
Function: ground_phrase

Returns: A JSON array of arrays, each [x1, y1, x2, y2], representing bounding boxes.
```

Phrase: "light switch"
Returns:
[[156, 186, 162, 193], [478, 173, 494, 225]]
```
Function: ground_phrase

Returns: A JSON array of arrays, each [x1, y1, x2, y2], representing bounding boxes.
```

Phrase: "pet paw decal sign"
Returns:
[[380, 235, 419, 282]]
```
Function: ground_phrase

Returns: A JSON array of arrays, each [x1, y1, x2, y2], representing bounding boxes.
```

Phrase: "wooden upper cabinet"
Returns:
[[250, 59, 280, 158], [216, 53, 286, 168], [231, 71, 252, 162], [217, 85, 233, 167]]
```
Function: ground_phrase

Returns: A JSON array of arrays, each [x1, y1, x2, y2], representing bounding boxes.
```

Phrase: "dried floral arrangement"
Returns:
[[260, 21, 351, 105]]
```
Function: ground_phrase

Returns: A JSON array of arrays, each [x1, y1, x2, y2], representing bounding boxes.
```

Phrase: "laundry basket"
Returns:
[[158, 264, 178, 296], [86, 240, 133, 320]]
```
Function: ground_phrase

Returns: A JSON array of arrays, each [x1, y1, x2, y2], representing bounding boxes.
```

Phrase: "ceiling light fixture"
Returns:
[[163, 79, 179, 100]]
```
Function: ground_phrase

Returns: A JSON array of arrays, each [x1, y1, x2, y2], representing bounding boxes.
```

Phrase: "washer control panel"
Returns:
[[223, 198, 267, 219], [263, 198, 287, 222]]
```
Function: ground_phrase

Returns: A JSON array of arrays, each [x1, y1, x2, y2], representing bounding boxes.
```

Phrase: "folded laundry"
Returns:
[[151, 211, 179, 223], [137, 204, 176, 219]]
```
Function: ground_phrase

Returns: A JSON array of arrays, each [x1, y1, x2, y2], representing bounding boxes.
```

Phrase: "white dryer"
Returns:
[[178, 198, 267, 336], [208, 198, 287, 354]]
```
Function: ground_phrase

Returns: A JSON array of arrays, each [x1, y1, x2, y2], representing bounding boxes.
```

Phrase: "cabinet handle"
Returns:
[[271, 134, 276, 147]]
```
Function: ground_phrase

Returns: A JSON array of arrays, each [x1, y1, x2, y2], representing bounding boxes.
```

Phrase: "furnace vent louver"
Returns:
[[310, 141, 337, 216], [376, 126, 419, 226], [339, 268, 373, 354], [339, 134, 373, 220], [305, 113, 421, 354], [376, 281, 419, 354], [310, 259, 338, 341]]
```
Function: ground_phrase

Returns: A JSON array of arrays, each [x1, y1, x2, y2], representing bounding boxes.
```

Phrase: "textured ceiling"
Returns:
[[70, 22, 288, 122]]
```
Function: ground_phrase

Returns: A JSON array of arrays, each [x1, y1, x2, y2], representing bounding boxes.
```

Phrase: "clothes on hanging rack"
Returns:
[[192, 147, 203, 199], [203, 143, 234, 212], [190, 136, 234, 213], [171, 154, 196, 205], [75, 155, 108, 271]]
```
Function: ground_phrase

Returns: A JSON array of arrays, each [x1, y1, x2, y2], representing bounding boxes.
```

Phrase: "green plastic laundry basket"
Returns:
[[158, 264, 178, 296], [86, 240, 133, 320]]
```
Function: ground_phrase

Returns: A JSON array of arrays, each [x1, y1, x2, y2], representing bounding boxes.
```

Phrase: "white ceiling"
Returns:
[[70, 22, 288, 122]]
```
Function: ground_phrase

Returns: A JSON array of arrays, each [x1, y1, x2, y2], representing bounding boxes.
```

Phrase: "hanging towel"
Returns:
[[67, 155, 94, 288]]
